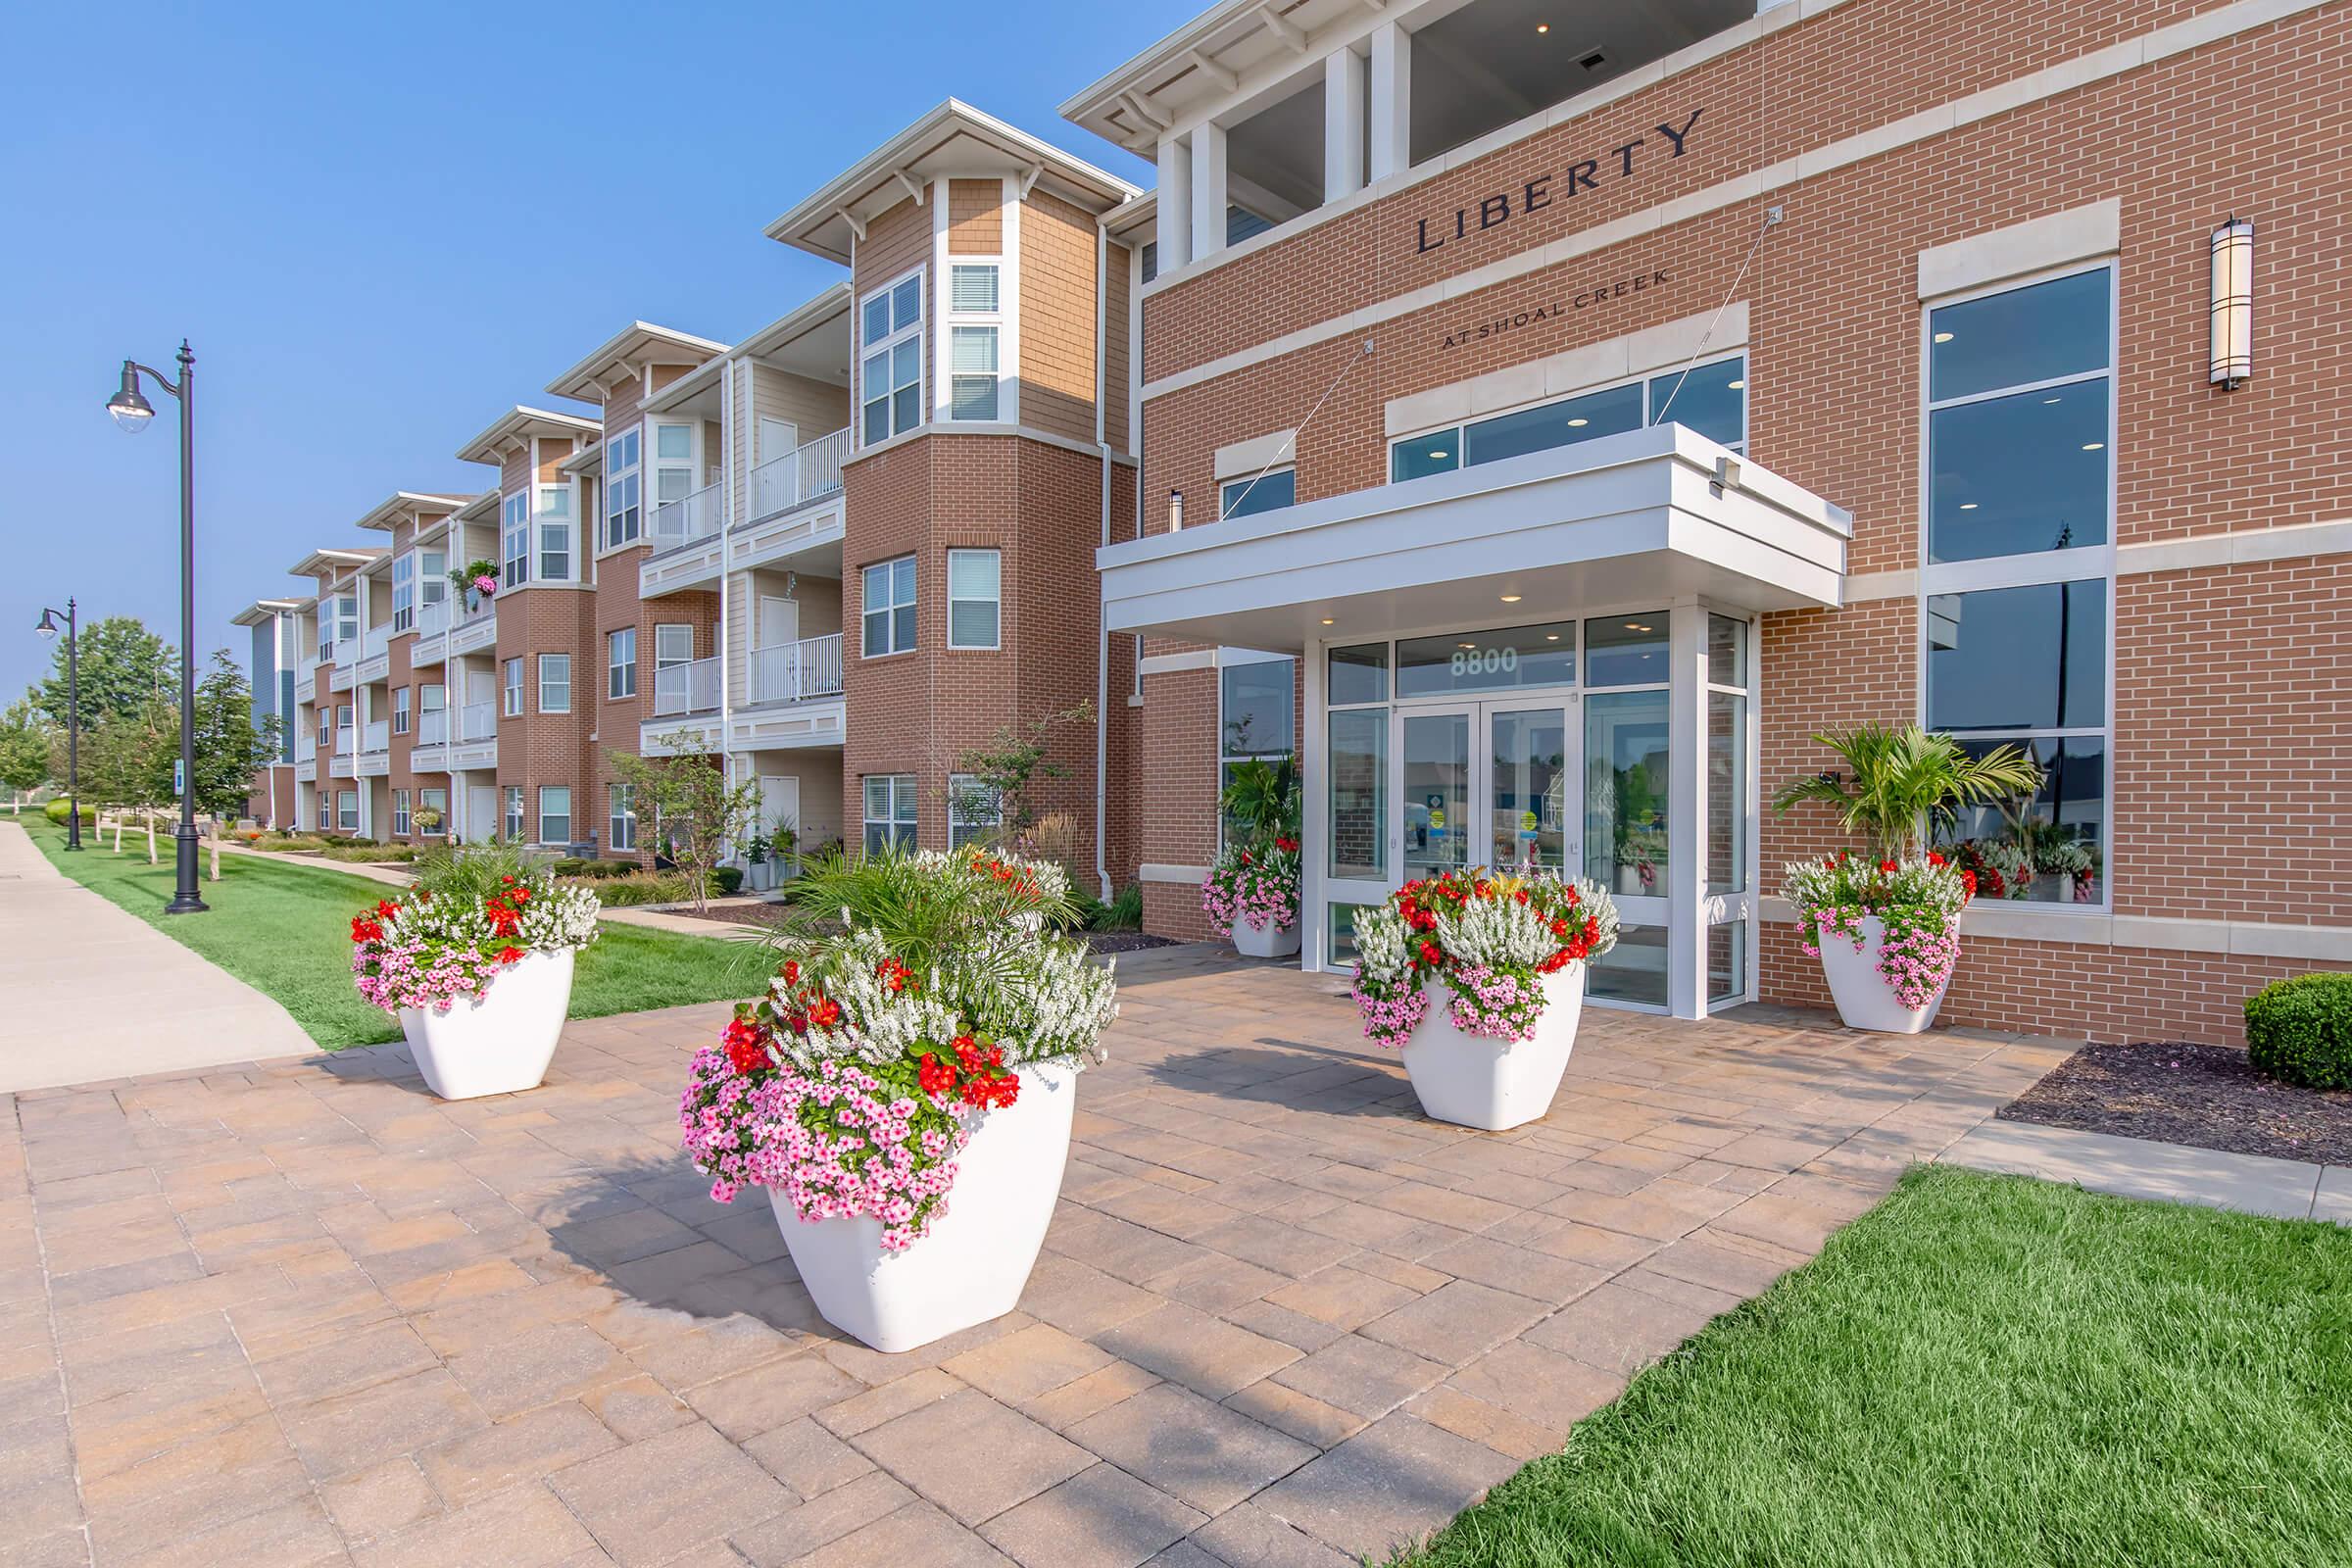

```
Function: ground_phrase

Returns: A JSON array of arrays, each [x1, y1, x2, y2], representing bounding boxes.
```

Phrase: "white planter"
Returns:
[[1816, 915, 1950, 1034], [398, 948, 576, 1100], [746, 860, 774, 893], [1399, 965, 1585, 1131], [769, 1059, 1077, 1352], [1616, 864, 1646, 898], [1233, 914, 1301, 959]]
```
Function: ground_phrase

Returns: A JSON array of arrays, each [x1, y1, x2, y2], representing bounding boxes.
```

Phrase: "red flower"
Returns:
[[1274, 836, 1298, 854], [350, 915, 381, 944], [497, 946, 525, 964], [1418, 940, 1445, 966], [952, 1034, 981, 1072], [918, 1053, 956, 1098], [780, 959, 801, 986], [509, 886, 530, 905], [806, 997, 842, 1029], [1550, 917, 1569, 938], [1960, 869, 1979, 899], [373, 899, 400, 920], [722, 1017, 769, 1076], [876, 958, 910, 993], [1927, 851, 1946, 867], [1513, 888, 1530, 905], [1878, 859, 1897, 874]]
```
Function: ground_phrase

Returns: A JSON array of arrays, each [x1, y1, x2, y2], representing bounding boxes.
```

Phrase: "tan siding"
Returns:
[[948, 178, 1003, 256], [1017, 190, 1101, 445], [1103, 240, 1133, 455]]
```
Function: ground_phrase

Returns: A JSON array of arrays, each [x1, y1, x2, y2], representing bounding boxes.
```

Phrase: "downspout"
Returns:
[[1094, 220, 1112, 901]]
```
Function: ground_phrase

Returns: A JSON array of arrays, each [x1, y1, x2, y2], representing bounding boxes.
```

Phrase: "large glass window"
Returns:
[[1396, 622, 1576, 699], [860, 271, 924, 444], [605, 426, 642, 549], [1220, 656, 1296, 847], [1327, 709, 1388, 881], [948, 549, 1001, 650], [1394, 357, 1744, 482], [1583, 615, 1672, 900], [1328, 643, 1390, 707], [417, 787, 446, 836], [538, 486, 572, 581], [1220, 468, 1296, 519], [391, 552, 416, 632], [1706, 614, 1750, 898], [608, 628, 636, 700], [862, 557, 917, 657], [862, 774, 917, 855], [501, 492, 529, 589]]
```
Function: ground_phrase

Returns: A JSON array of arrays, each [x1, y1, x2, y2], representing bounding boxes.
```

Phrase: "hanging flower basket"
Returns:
[[1782, 852, 1971, 1033], [1350, 869, 1618, 1130], [1202, 837, 1301, 958]]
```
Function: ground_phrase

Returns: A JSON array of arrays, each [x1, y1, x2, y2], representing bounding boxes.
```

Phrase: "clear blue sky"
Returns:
[[0, 0, 1185, 705]]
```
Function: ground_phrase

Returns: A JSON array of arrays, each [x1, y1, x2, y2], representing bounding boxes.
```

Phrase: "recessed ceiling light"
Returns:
[[1458, 642, 1477, 650], [1499, 594, 1521, 603], [1429, 448, 1449, 459], [1544, 633, 1560, 641], [1536, 22, 1549, 32], [1933, 331, 1954, 343], [1726, 379, 1745, 390], [2042, 396, 2062, 404], [1959, 502, 1978, 511], [1627, 622, 1652, 632], [1321, 617, 1335, 625], [2082, 442, 2104, 451], [1566, 417, 1589, 427]]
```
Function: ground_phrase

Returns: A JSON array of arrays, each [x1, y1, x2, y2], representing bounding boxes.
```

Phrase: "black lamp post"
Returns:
[[106, 341, 207, 914], [33, 600, 80, 851]]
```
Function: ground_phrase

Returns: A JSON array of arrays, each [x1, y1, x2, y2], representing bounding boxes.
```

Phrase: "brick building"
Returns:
[[246, 0, 2347, 1046]]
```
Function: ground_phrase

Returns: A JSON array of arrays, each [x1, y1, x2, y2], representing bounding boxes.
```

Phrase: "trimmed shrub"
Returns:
[[712, 866, 745, 896], [589, 859, 635, 879], [552, 857, 589, 876], [44, 799, 97, 826], [2245, 974, 2352, 1091]]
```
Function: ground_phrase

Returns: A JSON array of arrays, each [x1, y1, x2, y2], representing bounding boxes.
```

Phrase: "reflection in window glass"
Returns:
[[1393, 431, 1461, 483], [1707, 691, 1746, 895], [1491, 708, 1568, 872], [1329, 903, 1366, 965], [1935, 736, 2106, 905], [1585, 690, 1669, 896], [1590, 922, 1668, 1007], [1219, 659, 1295, 758], [1396, 623, 1575, 698], [1649, 358, 1747, 449], [1930, 380, 2110, 562], [1328, 710, 1387, 881], [1707, 920, 1746, 1005], [1463, 382, 1642, 466], [1328, 644, 1389, 707], [1707, 614, 1749, 689], [1929, 270, 2109, 403], [1220, 469, 1296, 518], [1927, 582, 2106, 731], [1585, 613, 1669, 687]]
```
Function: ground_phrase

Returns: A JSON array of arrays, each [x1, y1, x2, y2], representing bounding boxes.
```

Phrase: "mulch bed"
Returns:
[[1998, 1041, 2352, 1166]]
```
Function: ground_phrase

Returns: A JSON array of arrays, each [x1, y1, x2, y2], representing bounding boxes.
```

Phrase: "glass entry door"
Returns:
[[1395, 699, 1579, 882]]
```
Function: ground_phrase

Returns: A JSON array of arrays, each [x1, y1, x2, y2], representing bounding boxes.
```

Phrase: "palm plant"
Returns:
[[1771, 724, 2042, 858], [777, 844, 1078, 991], [1218, 755, 1300, 847]]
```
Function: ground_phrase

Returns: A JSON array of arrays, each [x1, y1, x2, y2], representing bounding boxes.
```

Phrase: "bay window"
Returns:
[[859, 270, 923, 444], [501, 492, 529, 588], [538, 486, 572, 580], [391, 551, 416, 632], [605, 427, 642, 549]]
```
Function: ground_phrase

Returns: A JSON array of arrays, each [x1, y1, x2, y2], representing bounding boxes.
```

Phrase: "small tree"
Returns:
[[75, 700, 173, 859], [950, 701, 1095, 843], [35, 615, 172, 731], [0, 697, 51, 812], [608, 735, 760, 915], [188, 651, 283, 881], [1771, 723, 2043, 858]]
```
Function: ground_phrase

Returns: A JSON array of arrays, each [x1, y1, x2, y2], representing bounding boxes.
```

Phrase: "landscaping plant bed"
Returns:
[[676, 900, 1177, 956], [1997, 1041, 2352, 1165]]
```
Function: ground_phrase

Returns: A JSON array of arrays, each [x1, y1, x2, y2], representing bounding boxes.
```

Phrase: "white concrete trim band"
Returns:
[[1840, 518, 2352, 604], [1761, 897, 2352, 962]]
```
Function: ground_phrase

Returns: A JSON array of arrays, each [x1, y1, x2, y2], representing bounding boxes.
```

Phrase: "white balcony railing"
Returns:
[[461, 701, 497, 741], [417, 709, 447, 746], [418, 598, 450, 637], [653, 657, 719, 716], [362, 719, 389, 755], [749, 633, 845, 705], [294, 731, 316, 763], [457, 590, 495, 624], [749, 426, 850, 521], [363, 625, 390, 662], [651, 480, 724, 553], [333, 729, 355, 758]]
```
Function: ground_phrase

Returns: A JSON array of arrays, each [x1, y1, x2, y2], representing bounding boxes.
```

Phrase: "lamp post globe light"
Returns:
[[33, 600, 81, 851], [105, 341, 206, 914]]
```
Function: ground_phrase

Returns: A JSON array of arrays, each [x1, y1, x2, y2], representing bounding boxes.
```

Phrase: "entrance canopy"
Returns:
[[1100, 423, 1850, 650]]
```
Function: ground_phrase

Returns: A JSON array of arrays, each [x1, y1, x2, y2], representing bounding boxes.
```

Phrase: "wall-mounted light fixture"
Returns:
[[2209, 218, 2252, 388], [1168, 488, 1185, 532]]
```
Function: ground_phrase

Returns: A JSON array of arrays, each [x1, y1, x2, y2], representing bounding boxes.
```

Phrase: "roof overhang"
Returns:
[[455, 406, 603, 468], [546, 321, 730, 402], [231, 599, 303, 627], [353, 491, 477, 533], [647, 285, 857, 416], [766, 99, 1140, 265], [453, 491, 499, 523], [1098, 423, 1849, 652], [288, 547, 381, 578]]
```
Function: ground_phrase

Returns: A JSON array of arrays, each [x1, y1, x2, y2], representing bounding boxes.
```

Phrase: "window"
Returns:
[[1923, 268, 2114, 906], [502, 658, 523, 717], [391, 552, 416, 632], [862, 774, 918, 855], [862, 557, 917, 657], [1220, 468, 1296, 519], [420, 683, 444, 717], [654, 624, 694, 670], [608, 627, 637, 699], [947, 549, 1000, 650], [538, 654, 570, 714], [538, 486, 572, 581], [502, 786, 524, 841], [417, 787, 446, 835], [609, 782, 637, 853], [605, 426, 642, 549], [946, 262, 1001, 422], [392, 788, 411, 837], [1219, 655, 1296, 846], [420, 548, 447, 614], [337, 791, 359, 833], [392, 685, 411, 735], [948, 773, 1001, 849], [653, 424, 696, 523], [859, 270, 923, 444], [539, 786, 572, 847], [502, 492, 529, 588], [1394, 356, 1745, 482]]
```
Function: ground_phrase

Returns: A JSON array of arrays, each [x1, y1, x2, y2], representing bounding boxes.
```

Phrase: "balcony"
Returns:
[[749, 634, 844, 705], [653, 657, 719, 717], [447, 595, 498, 658], [448, 701, 497, 771], [412, 599, 450, 667], [357, 721, 391, 777], [410, 708, 449, 773], [651, 481, 724, 555], [354, 626, 391, 687], [736, 429, 850, 576], [749, 428, 850, 523], [327, 662, 355, 694], [327, 737, 357, 779], [294, 670, 315, 704]]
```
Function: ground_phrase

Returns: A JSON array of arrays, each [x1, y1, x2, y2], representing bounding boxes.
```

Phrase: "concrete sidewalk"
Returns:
[[0, 820, 317, 1091], [1939, 1117, 2349, 1223]]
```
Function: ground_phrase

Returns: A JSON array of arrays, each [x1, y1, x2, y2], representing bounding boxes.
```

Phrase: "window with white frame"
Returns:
[[1219, 654, 1296, 848], [948, 772, 1001, 850], [420, 548, 447, 614], [861, 557, 916, 657], [502, 785, 523, 841], [392, 788, 411, 837], [539, 786, 572, 847], [420, 683, 444, 723], [653, 423, 695, 525], [1923, 267, 2113, 906], [605, 427, 642, 549], [502, 492, 530, 587], [609, 782, 637, 852], [859, 270, 924, 444], [392, 685, 411, 735], [502, 658, 523, 717], [862, 774, 918, 855], [609, 627, 637, 699], [417, 786, 446, 834], [539, 654, 570, 714], [947, 549, 1000, 650], [946, 262, 1002, 421], [337, 790, 359, 833], [654, 623, 694, 671], [1392, 355, 1746, 483], [538, 486, 572, 580], [391, 552, 416, 632], [1220, 468, 1296, 519]]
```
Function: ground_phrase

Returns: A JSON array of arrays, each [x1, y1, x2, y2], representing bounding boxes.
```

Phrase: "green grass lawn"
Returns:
[[1399, 1164, 2352, 1568], [21, 817, 771, 1049]]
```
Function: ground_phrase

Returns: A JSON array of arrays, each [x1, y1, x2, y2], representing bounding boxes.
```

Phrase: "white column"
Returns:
[[1325, 48, 1365, 203], [1665, 597, 1706, 1019], [1368, 21, 1411, 181], [1300, 639, 1328, 971], [1156, 134, 1193, 271], [1190, 121, 1228, 266]]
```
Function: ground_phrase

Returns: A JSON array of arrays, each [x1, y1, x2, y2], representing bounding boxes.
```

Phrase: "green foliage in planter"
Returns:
[[2245, 974, 2352, 1091]]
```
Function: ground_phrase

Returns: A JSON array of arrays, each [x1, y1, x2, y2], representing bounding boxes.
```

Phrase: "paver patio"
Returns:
[[0, 946, 2071, 1568]]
